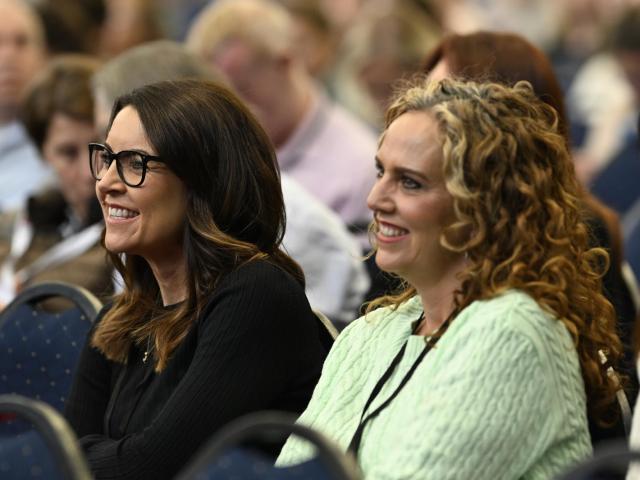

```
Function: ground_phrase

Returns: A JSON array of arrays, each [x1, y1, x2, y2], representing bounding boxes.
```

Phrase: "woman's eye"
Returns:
[[125, 155, 145, 171], [100, 153, 112, 166], [375, 166, 383, 178], [401, 177, 421, 189]]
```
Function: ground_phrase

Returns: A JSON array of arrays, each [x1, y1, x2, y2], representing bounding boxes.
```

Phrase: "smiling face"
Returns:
[[367, 110, 463, 287], [96, 106, 188, 265]]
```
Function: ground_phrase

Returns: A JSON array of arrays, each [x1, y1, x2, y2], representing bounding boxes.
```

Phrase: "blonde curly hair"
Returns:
[[368, 77, 622, 424]]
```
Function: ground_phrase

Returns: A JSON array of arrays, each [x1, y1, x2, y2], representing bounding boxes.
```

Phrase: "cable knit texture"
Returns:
[[277, 290, 592, 479]]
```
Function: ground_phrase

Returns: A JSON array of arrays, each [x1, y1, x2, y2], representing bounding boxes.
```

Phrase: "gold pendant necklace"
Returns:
[[142, 335, 152, 364]]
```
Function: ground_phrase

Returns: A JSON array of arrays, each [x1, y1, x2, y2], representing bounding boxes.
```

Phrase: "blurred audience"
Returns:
[[92, 40, 369, 324], [568, 5, 640, 210], [331, 0, 441, 129], [98, 0, 165, 58], [31, 0, 106, 56], [186, 0, 377, 243], [0, 55, 112, 307], [0, 0, 52, 211]]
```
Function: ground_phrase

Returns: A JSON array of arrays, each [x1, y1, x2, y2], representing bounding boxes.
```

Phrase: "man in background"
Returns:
[[0, 0, 52, 211]]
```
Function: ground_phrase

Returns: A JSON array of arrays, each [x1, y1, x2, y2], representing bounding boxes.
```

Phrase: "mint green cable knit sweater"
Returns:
[[277, 290, 592, 479]]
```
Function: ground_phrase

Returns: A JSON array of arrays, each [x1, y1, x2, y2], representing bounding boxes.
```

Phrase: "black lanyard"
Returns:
[[346, 312, 450, 457]]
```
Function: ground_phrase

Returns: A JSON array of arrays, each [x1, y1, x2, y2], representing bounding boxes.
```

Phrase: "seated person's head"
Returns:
[[0, 0, 47, 124], [369, 78, 580, 297], [92, 40, 223, 137], [186, 0, 305, 146], [21, 55, 100, 224], [422, 31, 569, 142]]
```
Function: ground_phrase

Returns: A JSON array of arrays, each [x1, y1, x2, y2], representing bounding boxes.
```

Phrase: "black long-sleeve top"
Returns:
[[64, 260, 328, 479]]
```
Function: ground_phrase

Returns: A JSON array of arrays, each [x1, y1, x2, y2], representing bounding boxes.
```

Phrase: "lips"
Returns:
[[107, 205, 139, 219], [376, 220, 409, 239]]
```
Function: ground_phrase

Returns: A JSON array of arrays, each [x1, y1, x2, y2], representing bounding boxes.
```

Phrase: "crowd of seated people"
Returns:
[[1, 0, 640, 479]]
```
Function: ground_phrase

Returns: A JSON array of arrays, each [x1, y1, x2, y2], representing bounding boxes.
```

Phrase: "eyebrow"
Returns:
[[103, 142, 154, 156]]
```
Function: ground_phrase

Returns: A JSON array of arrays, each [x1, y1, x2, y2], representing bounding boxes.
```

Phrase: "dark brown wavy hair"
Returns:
[[92, 79, 304, 371], [369, 77, 622, 424]]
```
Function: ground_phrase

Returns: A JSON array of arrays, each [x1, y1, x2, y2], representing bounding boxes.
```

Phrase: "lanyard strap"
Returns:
[[347, 312, 449, 457]]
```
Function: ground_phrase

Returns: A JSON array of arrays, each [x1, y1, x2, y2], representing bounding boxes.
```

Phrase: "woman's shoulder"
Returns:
[[334, 296, 423, 347], [221, 258, 302, 288], [464, 290, 556, 328], [200, 259, 312, 322], [455, 290, 574, 355]]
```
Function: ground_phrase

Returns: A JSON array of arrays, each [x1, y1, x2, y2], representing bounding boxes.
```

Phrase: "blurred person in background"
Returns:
[[567, 3, 640, 202], [186, 0, 377, 245], [330, 0, 441, 130], [92, 40, 369, 325], [31, 0, 107, 56], [573, 6, 640, 228], [278, 0, 340, 90], [423, 30, 638, 444], [98, 0, 164, 58], [0, 0, 52, 211], [0, 55, 112, 307]]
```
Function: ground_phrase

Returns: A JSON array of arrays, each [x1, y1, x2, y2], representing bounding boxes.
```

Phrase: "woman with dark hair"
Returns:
[[277, 78, 621, 478], [422, 30, 637, 444], [65, 79, 328, 479]]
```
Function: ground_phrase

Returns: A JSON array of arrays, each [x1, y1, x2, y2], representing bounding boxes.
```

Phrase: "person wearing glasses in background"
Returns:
[[64, 79, 328, 479]]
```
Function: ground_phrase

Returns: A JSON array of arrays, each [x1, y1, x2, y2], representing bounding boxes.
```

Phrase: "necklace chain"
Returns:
[[142, 335, 152, 364]]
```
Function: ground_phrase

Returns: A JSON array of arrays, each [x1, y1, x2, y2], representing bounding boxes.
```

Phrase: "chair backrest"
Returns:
[[175, 411, 362, 480], [557, 439, 640, 479], [0, 393, 92, 480], [0, 282, 103, 412]]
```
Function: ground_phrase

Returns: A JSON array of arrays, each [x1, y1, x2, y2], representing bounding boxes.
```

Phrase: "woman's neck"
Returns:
[[147, 254, 188, 306], [413, 259, 467, 336]]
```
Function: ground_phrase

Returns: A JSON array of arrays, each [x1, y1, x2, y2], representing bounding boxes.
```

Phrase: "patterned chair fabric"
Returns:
[[176, 411, 361, 480], [0, 282, 102, 412], [0, 394, 91, 480]]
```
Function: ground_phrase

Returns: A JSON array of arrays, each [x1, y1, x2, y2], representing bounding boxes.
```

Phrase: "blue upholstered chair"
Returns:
[[0, 282, 102, 412], [0, 394, 91, 480], [175, 411, 361, 480]]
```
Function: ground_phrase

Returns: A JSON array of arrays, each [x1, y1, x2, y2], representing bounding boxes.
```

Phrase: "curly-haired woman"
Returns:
[[277, 78, 622, 479]]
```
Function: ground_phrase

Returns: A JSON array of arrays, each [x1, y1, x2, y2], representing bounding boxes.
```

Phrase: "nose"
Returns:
[[367, 174, 393, 214], [95, 161, 125, 197]]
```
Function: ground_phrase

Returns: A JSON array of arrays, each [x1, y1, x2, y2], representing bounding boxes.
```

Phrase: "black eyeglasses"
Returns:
[[88, 143, 164, 188]]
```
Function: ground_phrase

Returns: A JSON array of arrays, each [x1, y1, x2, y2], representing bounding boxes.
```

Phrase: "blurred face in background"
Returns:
[[0, 0, 46, 122], [210, 39, 291, 147], [42, 113, 97, 221]]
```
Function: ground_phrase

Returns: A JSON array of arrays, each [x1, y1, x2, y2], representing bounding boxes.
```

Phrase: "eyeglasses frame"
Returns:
[[88, 142, 164, 188]]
